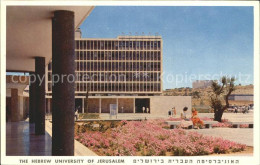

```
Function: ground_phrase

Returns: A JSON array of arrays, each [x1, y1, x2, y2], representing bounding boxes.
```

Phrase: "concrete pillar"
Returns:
[[99, 98, 101, 114], [52, 10, 75, 156], [29, 73, 36, 123], [47, 98, 51, 114], [35, 57, 46, 135], [116, 98, 118, 114], [11, 88, 19, 122], [133, 98, 135, 113], [19, 96, 24, 120], [82, 98, 84, 113]]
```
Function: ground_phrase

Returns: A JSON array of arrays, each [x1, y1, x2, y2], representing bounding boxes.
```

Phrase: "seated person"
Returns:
[[191, 108, 204, 129], [179, 107, 193, 129]]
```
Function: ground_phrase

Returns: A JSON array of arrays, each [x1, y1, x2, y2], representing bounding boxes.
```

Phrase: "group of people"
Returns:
[[233, 105, 250, 114], [168, 107, 177, 117], [142, 107, 150, 113], [179, 107, 204, 129]]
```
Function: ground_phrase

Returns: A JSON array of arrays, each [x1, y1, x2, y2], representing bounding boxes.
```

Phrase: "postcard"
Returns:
[[1, 1, 259, 165]]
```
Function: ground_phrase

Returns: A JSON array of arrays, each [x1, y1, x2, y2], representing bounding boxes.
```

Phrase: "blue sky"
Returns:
[[80, 6, 254, 89]]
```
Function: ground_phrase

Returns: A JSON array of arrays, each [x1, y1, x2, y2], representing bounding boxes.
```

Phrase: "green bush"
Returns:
[[79, 113, 99, 119]]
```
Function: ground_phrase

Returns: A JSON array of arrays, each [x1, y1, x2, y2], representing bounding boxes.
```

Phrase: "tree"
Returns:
[[192, 91, 201, 98], [210, 76, 235, 122]]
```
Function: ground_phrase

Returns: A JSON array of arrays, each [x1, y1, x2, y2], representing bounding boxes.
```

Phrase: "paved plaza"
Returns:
[[189, 128, 253, 146], [6, 121, 52, 156], [199, 112, 254, 122], [6, 112, 254, 156], [189, 112, 254, 147], [6, 121, 97, 156]]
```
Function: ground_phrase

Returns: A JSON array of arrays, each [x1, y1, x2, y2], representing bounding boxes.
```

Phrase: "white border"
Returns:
[[1, 1, 259, 165]]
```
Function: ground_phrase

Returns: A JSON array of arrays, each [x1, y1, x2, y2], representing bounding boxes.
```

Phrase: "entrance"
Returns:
[[75, 99, 83, 113], [135, 98, 150, 113]]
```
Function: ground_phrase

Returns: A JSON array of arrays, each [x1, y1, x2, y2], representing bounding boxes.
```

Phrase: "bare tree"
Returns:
[[210, 76, 235, 122]]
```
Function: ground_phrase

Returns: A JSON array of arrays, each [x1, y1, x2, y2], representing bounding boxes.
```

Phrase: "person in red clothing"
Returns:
[[191, 108, 204, 129]]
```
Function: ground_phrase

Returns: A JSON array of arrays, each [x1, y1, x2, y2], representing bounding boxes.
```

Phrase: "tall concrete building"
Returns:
[[47, 35, 162, 94], [46, 31, 191, 116], [192, 80, 213, 89]]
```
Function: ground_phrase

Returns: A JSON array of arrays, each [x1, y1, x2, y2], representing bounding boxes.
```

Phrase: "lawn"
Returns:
[[75, 119, 246, 156]]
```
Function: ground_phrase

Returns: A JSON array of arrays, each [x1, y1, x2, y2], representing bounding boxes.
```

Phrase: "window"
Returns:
[[83, 41, 87, 49], [48, 63, 52, 70], [93, 52, 98, 60], [76, 40, 80, 49], [114, 41, 118, 50], [48, 83, 52, 91], [100, 41, 104, 50], [80, 52, 84, 60], [94, 41, 98, 50]]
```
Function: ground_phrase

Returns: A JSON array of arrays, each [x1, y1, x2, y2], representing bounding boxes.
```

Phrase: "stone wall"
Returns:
[[150, 96, 192, 117]]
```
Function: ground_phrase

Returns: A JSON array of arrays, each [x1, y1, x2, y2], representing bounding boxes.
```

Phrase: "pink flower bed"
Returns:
[[240, 124, 249, 128], [75, 120, 245, 156], [212, 122, 232, 128]]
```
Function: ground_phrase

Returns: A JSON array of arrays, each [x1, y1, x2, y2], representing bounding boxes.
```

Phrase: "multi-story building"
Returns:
[[45, 31, 191, 117], [192, 80, 213, 89], [47, 36, 162, 94]]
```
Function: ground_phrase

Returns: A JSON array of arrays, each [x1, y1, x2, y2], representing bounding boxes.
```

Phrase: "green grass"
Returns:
[[79, 113, 100, 119]]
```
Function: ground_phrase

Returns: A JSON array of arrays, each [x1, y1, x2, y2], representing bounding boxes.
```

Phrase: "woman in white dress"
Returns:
[[179, 107, 193, 129]]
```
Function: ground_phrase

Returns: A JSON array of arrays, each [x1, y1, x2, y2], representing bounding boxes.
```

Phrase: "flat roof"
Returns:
[[76, 36, 162, 40]]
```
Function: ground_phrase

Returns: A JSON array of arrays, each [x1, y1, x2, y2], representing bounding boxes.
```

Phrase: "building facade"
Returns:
[[228, 94, 254, 101], [46, 34, 191, 117], [192, 80, 213, 89], [47, 36, 163, 95]]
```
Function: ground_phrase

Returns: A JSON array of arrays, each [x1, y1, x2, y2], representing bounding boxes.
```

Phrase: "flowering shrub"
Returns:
[[240, 124, 249, 128], [168, 117, 213, 121], [212, 122, 232, 128], [75, 120, 246, 156], [221, 118, 229, 123]]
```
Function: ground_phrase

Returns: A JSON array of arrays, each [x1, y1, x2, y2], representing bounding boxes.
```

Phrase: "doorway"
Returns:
[[135, 98, 150, 113]]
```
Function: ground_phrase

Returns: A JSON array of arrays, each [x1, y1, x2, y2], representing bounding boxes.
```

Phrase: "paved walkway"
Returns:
[[188, 128, 253, 146], [199, 112, 254, 122], [6, 121, 97, 156], [6, 121, 52, 156], [45, 121, 97, 156]]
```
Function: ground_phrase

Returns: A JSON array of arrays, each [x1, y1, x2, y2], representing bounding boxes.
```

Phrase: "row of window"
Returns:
[[75, 62, 161, 71], [47, 72, 161, 82], [75, 51, 161, 61], [47, 82, 161, 92], [75, 40, 161, 50]]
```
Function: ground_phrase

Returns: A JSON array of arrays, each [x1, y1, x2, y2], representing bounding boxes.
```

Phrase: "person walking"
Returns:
[[75, 107, 79, 121]]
